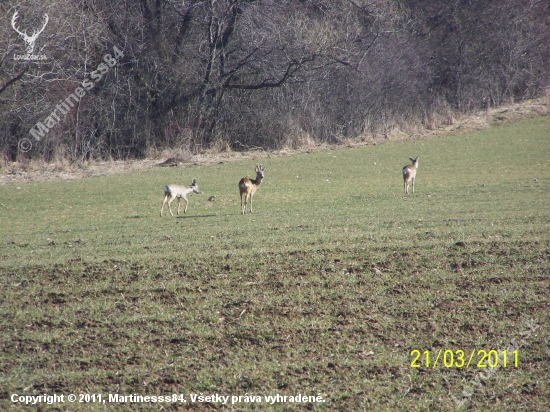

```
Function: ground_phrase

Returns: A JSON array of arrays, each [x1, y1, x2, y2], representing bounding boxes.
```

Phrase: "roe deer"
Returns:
[[160, 178, 200, 216], [403, 156, 419, 194], [239, 164, 265, 214]]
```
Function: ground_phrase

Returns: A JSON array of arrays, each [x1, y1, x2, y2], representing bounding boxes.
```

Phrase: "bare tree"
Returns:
[[1, 0, 548, 163]]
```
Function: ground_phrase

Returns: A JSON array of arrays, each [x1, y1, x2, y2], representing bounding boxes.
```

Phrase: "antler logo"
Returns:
[[11, 11, 49, 55]]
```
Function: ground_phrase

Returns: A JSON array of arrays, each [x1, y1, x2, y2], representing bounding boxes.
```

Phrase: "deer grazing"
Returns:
[[160, 178, 200, 216], [403, 156, 419, 195], [239, 164, 265, 214]]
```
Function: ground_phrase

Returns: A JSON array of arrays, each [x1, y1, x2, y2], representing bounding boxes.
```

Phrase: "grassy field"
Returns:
[[0, 116, 549, 411]]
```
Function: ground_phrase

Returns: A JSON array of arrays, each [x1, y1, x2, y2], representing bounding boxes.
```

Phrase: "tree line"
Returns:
[[1, 0, 548, 163]]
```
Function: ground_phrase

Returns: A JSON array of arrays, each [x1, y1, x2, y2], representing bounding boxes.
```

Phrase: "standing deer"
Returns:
[[160, 178, 200, 216], [239, 164, 265, 214], [403, 156, 419, 195]]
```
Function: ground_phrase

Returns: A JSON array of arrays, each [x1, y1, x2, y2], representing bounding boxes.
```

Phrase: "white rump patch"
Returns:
[[240, 182, 249, 188], [163, 185, 171, 193], [403, 167, 410, 175]]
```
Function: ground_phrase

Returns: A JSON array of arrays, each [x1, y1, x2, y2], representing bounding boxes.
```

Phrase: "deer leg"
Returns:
[[245, 193, 250, 214], [412, 177, 415, 194], [249, 194, 253, 213], [183, 196, 189, 213], [167, 196, 175, 216], [176, 197, 182, 215], [161, 194, 168, 216]]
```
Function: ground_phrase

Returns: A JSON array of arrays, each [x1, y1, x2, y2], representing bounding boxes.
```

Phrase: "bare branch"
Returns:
[[0, 67, 28, 95], [222, 55, 317, 90]]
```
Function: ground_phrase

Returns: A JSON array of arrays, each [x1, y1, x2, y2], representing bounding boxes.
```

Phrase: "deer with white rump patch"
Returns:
[[160, 178, 200, 216], [402, 156, 419, 194], [239, 164, 265, 214]]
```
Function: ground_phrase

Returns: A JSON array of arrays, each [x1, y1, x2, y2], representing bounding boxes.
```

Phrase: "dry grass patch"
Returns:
[[2, 97, 548, 186]]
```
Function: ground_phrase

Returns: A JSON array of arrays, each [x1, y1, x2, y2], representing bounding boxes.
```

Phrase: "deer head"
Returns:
[[255, 164, 265, 178], [12, 11, 49, 55], [191, 178, 200, 194]]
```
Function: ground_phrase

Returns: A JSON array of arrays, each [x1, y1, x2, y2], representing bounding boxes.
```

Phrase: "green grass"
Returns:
[[1, 116, 549, 410]]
